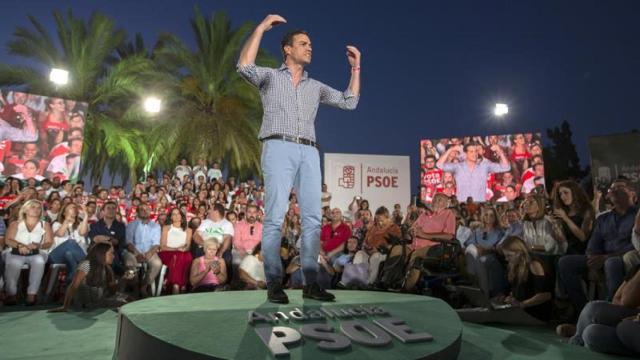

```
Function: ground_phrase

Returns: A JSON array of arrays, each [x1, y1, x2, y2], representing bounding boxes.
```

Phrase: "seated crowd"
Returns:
[[0, 159, 638, 357]]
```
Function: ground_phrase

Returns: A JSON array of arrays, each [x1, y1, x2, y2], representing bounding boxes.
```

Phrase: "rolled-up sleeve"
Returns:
[[236, 63, 271, 88], [440, 162, 459, 173], [319, 83, 359, 110], [487, 160, 511, 173]]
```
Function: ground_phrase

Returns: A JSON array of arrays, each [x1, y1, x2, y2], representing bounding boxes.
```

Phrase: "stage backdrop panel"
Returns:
[[324, 153, 410, 216], [420, 133, 545, 203], [0, 90, 87, 185], [588, 132, 640, 193]]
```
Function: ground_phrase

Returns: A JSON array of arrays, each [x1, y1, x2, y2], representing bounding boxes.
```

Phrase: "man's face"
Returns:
[[104, 204, 116, 218], [534, 165, 545, 177], [52, 177, 61, 187], [360, 210, 371, 223], [246, 207, 257, 223], [13, 92, 27, 104], [331, 208, 342, 222], [505, 187, 517, 201], [608, 182, 635, 209], [137, 205, 150, 220], [502, 172, 513, 184], [285, 34, 312, 65], [465, 146, 478, 162]]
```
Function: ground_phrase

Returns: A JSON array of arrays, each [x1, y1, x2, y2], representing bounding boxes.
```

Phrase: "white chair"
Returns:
[[135, 263, 167, 297]]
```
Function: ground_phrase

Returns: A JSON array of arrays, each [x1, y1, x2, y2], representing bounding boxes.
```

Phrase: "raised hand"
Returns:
[[259, 14, 287, 32], [346, 46, 361, 67]]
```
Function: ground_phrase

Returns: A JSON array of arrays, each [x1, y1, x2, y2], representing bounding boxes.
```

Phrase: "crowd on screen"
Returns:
[[0, 158, 638, 357], [420, 134, 545, 203], [0, 91, 87, 182]]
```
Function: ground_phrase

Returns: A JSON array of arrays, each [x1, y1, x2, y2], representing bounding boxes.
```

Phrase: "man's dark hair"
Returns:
[[103, 200, 117, 208], [424, 155, 436, 162], [281, 30, 310, 61], [213, 203, 226, 216], [374, 206, 390, 218], [463, 142, 477, 153]]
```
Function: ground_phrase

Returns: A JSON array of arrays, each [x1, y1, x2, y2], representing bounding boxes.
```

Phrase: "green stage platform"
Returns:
[[116, 290, 462, 359], [0, 291, 631, 360]]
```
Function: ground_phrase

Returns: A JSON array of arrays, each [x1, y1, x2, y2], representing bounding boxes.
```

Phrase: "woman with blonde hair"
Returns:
[[3, 199, 53, 305], [457, 236, 553, 325], [190, 239, 227, 292], [522, 195, 566, 254]]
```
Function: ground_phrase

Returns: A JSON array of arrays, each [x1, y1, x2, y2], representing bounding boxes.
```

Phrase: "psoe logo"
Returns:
[[338, 165, 355, 189]]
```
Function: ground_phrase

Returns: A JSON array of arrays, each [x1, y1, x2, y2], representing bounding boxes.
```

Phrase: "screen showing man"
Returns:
[[419, 133, 545, 203]]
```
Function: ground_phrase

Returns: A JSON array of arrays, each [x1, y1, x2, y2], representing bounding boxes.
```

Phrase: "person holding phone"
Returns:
[[190, 239, 227, 292], [237, 14, 361, 304]]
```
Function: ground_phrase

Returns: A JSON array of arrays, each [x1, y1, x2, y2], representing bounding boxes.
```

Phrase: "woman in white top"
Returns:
[[158, 208, 193, 294], [3, 199, 53, 305], [521, 195, 567, 255], [49, 203, 89, 285]]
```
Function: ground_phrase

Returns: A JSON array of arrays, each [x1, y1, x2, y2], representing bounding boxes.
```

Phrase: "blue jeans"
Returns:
[[261, 140, 321, 285], [48, 240, 86, 284], [558, 254, 625, 313], [569, 301, 639, 356]]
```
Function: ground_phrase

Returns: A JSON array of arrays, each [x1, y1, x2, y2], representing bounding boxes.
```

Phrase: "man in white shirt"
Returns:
[[321, 183, 332, 208], [174, 158, 192, 182], [207, 161, 223, 182]]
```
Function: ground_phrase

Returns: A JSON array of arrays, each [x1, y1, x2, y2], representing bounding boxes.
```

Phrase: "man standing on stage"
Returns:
[[237, 14, 360, 303]]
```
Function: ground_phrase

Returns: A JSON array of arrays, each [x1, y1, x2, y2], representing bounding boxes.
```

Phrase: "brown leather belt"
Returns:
[[261, 134, 320, 149]]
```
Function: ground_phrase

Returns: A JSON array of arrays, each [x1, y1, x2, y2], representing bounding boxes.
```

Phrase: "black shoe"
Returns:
[[267, 283, 289, 304], [303, 283, 336, 301]]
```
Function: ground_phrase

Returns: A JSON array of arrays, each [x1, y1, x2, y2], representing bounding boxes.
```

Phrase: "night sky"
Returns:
[[1, 0, 639, 191]]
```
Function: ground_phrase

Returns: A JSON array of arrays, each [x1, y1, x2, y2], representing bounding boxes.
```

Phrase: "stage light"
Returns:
[[49, 68, 69, 86], [144, 97, 162, 114], [494, 103, 508, 117]]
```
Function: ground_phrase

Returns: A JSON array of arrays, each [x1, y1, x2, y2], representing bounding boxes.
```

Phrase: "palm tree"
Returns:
[[153, 7, 278, 177], [0, 9, 162, 183]]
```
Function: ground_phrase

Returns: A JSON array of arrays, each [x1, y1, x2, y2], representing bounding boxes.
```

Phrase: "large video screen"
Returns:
[[419, 133, 545, 203], [0, 90, 87, 182]]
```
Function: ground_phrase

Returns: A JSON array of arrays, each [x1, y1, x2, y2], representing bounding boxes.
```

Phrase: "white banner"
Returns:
[[324, 153, 411, 216]]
